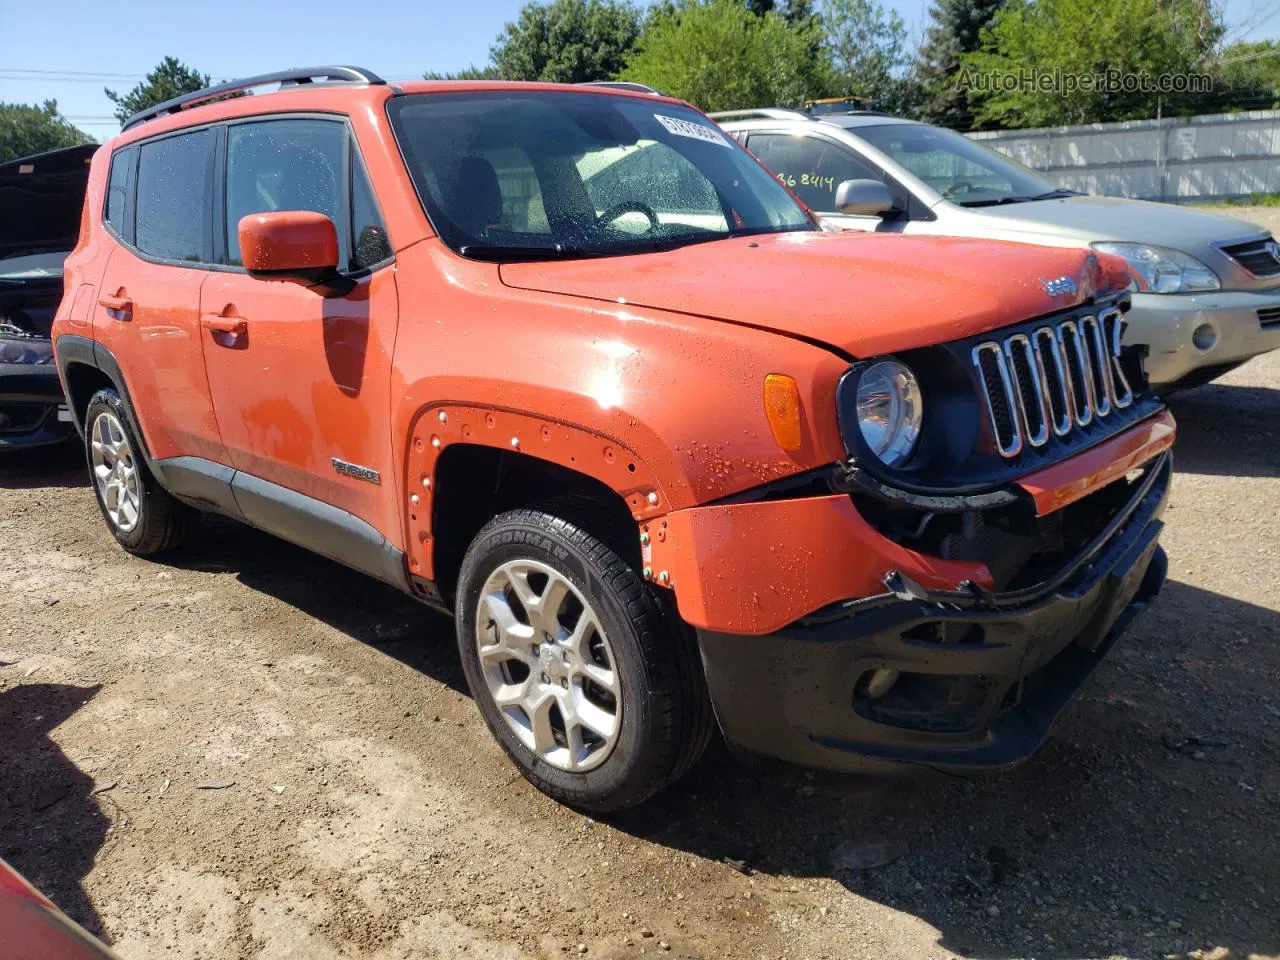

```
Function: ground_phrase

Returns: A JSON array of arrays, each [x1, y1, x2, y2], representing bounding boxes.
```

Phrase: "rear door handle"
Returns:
[[200, 313, 247, 336], [99, 295, 133, 317]]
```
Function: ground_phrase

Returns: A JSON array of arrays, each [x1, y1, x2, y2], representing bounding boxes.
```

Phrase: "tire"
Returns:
[[84, 388, 196, 556], [455, 506, 713, 812]]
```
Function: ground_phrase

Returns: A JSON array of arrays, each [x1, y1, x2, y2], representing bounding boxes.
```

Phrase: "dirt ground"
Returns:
[[3, 355, 1279, 958]]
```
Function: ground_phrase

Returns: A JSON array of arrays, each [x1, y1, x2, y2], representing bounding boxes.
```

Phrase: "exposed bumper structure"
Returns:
[[698, 452, 1170, 773], [0, 362, 72, 450], [1128, 288, 1280, 388], [643, 413, 1174, 774]]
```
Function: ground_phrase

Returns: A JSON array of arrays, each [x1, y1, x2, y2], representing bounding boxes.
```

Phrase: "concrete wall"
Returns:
[[967, 110, 1280, 202]]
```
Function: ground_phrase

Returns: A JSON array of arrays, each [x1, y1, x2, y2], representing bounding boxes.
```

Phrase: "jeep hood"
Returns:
[[974, 194, 1267, 246], [499, 231, 1130, 357]]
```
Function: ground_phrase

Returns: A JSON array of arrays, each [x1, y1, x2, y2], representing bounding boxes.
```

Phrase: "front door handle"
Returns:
[[200, 313, 247, 336], [99, 294, 133, 318]]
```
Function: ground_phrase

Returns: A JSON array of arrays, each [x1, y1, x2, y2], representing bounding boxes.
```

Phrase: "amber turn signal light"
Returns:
[[763, 374, 803, 452]]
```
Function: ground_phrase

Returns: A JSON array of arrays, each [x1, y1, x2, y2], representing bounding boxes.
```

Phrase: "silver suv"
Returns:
[[714, 107, 1280, 391]]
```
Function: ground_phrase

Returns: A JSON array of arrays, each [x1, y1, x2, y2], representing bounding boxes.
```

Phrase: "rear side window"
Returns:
[[136, 130, 212, 261], [224, 118, 346, 267], [105, 146, 135, 237], [749, 133, 882, 212]]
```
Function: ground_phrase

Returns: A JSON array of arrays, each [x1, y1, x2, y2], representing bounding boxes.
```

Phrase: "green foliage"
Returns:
[[0, 100, 94, 164], [916, 0, 1008, 126], [1214, 40, 1280, 108], [489, 0, 643, 83], [619, 0, 822, 110], [820, 0, 917, 113], [423, 65, 503, 80], [105, 56, 212, 124], [961, 0, 1223, 127]]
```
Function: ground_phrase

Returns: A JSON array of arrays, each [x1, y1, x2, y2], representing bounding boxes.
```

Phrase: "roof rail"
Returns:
[[706, 108, 812, 122], [576, 81, 664, 95], [122, 65, 386, 131]]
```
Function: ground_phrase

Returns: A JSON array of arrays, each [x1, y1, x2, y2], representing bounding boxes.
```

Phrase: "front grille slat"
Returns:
[[972, 343, 1022, 458], [1259, 305, 1280, 329], [1222, 236, 1280, 278], [1004, 335, 1049, 447], [972, 308, 1131, 459], [1102, 308, 1133, 408]]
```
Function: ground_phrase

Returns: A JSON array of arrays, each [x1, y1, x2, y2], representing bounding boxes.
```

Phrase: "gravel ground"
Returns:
[[2, 351, 1278, 960]]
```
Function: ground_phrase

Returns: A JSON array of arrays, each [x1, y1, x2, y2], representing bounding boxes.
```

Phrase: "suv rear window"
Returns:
[[136, 130, 211, 262], [105, 146, 135, 237]]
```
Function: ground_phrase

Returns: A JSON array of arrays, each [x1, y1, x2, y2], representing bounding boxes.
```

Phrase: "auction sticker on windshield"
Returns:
[[654, 114, 732, 148]]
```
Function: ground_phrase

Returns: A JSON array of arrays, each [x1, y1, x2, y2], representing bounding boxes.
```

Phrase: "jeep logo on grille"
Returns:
[[1040, 276, 1077, 297]]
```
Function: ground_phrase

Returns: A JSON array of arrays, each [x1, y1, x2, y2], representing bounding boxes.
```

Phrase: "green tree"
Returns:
[[619, 0, 822, 110], [961, 0, 1223, 127], [1213, 40, 1280, 108], [423, 64, 503, 80], [489, 0, 643, 83], [0, 100, 94, 164], [916, 0, 1007, 126], [820, 0, 915, 112], [105, 56, 211, 124]]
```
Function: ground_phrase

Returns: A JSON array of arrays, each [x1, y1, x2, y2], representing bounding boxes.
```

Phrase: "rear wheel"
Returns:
[[455, 507, 712, 811], [85, 388, 195, 556]]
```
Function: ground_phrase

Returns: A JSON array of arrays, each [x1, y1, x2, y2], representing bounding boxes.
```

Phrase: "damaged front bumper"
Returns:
[[695, 451, 1170, 773]]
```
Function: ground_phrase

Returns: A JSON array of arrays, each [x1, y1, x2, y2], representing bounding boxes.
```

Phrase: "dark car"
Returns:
[[1, 143, 94, 450]]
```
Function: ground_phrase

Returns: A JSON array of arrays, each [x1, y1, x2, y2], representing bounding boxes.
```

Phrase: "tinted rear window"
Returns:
[[105, 146, 134, 235], [135, 130, 211, 262]]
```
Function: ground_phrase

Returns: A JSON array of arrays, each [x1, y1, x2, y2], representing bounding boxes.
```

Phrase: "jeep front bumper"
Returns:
[[645, 415, 1174, 773]]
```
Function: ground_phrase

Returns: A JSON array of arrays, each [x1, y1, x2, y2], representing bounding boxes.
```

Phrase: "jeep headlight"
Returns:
[[855, 359, 922, 467], [1092, 242, 1220, 293]]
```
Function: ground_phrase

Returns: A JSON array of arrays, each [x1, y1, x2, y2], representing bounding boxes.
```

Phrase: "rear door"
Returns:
[[198, 116, 400, 539], [94, 128, 228, 464]]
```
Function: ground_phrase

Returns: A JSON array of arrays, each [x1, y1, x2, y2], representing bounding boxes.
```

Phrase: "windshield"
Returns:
[[389, 92, 814, 259], [847, 123, 1067, 207]]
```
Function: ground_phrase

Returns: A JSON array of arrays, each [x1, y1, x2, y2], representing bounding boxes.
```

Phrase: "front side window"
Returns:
[[748, 133, 883, 213], [848, 123, 1062, 206], [135, 130, 211, 262], [350, 149, 392, 270], [389, 92, 813, 260], [224, 118, 346, 266]]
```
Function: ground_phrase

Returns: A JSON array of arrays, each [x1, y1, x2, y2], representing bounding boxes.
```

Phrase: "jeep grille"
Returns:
[[972, 308, 1133, 459]]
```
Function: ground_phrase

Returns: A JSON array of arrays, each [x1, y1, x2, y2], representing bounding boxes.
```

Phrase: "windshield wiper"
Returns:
[[960, 189, 1082, 208], [459, 243, 603, 263]]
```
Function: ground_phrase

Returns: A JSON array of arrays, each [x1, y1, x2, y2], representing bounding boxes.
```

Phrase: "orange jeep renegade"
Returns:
[[53, 67, 1176, 811]]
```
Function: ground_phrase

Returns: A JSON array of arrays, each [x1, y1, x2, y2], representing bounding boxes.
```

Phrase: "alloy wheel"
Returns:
[[91, 411, 141, 533], [475, 559, 622, 772]]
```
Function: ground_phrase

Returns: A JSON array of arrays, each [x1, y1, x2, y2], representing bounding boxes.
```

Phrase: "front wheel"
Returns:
[[455, 507, 712, 811]]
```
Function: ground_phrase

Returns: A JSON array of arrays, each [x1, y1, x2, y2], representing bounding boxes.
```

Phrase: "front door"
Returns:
[[198, 116, 400, 539]]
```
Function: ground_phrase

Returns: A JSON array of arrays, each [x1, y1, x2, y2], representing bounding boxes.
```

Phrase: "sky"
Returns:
[[2, 0, 1278, 140]]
